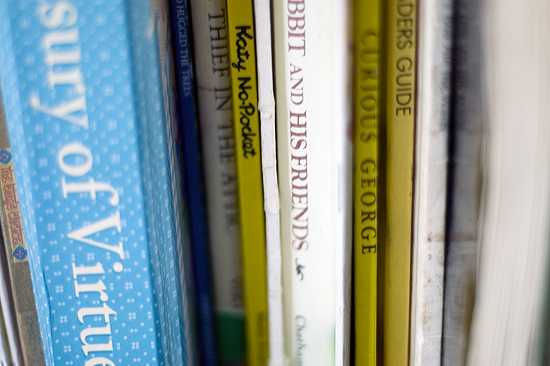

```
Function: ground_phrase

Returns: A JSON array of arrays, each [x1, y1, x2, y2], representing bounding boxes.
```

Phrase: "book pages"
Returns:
[[467, 0, 550, 364]]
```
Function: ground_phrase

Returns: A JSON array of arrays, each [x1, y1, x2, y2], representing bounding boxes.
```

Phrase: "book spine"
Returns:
[[0, 1, 198, 364], [353, 0, 381, 364], [384, 0, 417, 365], [333, 1, 353, 365], [410, 0, 453, 364], [441, 0, 481, 363], [154, 1, 199, 363], [0, 94, 46, 366], [168, 1, 219, 364], [274, 0, 346, 364], [187, 0, 247, 364], [226, 1, 269, 365], [251, 0, 285, 364]]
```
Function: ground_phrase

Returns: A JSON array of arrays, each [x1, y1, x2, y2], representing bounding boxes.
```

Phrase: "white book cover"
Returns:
[[273, 0, 351, 365], [467, 0, 550, 364], [252, 0, 285, 365], [410, 0, 453, 365], [188, 0, 245, 360]]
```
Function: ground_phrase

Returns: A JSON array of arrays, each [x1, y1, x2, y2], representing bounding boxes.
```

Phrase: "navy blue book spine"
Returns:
[[169, 1, 218, 365]]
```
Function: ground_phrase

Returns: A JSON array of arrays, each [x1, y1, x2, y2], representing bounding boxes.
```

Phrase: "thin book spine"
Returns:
[[410, 0, 453, 364], [383, 0, 417, 364], [353, 0, 381, 364], [188, 0, 247, 363], [0, 93, 45, 366], [168, 1, 219, 364], [226, 0, 269, 364], [334, 0, 353, 365], [251, 0, 285, 364], [441, 0, 481, 363]]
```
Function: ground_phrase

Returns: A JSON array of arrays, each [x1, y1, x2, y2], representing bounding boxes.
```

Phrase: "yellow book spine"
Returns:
[[226, 1, 269, 365], [353, 0, 381, 364], [384, 0, 417, 365]]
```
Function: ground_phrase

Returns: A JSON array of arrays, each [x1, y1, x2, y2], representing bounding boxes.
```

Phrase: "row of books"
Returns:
[[0, 0, 548, 365]]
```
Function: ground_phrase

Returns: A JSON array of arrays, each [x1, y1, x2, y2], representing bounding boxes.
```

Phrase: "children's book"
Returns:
[[226, 0, 269, 364], [0, 0, 198, 364], [167, 0, 218, 364], [441, 0, 482, 364], [273, 0, 352, 364], [353, 0, 381, 364], [187, 0, 247, 363], [409, 0, 453, 364], [383, 0, 417, 364], [251, 0, 285, 364], [0, 92, 45, 366], [467, 0, 550, 364]]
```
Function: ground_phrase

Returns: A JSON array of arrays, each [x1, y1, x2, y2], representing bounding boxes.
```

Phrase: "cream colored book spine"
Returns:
[[273, 0, 351, 364], [188, 0, 246, 363]]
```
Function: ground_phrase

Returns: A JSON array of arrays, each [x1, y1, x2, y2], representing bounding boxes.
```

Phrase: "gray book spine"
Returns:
[[442, 0, 483, 364]]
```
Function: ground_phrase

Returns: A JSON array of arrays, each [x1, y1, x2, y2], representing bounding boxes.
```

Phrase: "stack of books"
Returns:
[[0, 0, 548, 365]]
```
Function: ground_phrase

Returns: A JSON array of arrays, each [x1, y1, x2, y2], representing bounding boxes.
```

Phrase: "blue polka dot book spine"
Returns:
[[0, 0, 199, 365]]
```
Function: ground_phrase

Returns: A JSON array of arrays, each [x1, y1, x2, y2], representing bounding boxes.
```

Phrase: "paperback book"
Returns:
[[441, 0, 481, 363], [383, 0, 417, 364], [353, 0, 381, 364], [188, 0, 247, 363], [409, 0, 453, 364], [226, 0, 269, 364]]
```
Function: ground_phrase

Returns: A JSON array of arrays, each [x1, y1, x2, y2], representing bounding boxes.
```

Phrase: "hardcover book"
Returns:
[[0, 92, 45, 366], [0, 0, 197, 364], [168, 0, 219, 364], [273, 0, 352, 364]]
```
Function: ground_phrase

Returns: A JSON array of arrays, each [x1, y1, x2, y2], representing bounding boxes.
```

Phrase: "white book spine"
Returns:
[[274, 0, 349, 364], [252, 0, 285, 365], [189, 0, 244, 322], [411, 0, 453, 365]]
